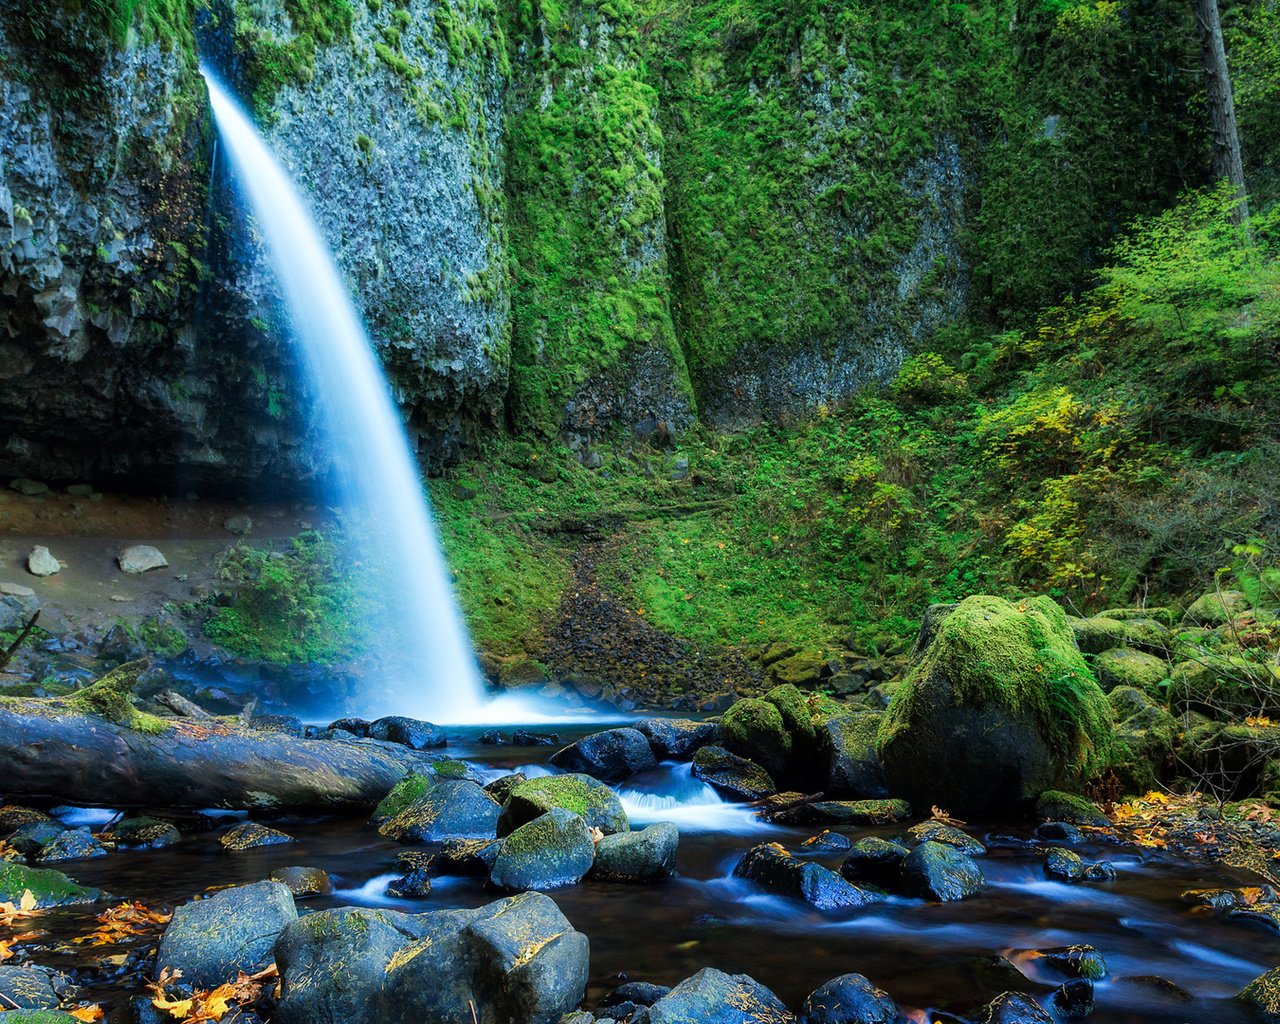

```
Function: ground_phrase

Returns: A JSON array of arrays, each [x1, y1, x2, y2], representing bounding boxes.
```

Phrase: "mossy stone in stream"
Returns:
[[220, 822, 295, 851], [6, 822, 66, 856], [1091, 647, 1169, 694], [379, 779, 501, 843], [1034, 791, 1109, 827], [818, 713, 888, 798], [841, 837, 910, 885], [269, 866, 333, 897], [880, 596, 1113, 815], [773, 798, 910, 827], [549, 728, 657, 782], [899, 841, 985, 901], [720, 698, 792, 777], [372, 772, 436, 824], [1033, 945, 1108, 980], [645, 968, 789, 1024], [765, 684, 817, 748], [691, 746, 776, 801], [1107, 686, 1176, 795], [110, 816, 181, 849], [907, 821, 985, 855], [1238, 967, 1280, 1021], [35, 829, 107, 863], [0, 863, 103, 908], [498, 774, 629, 836], [590, 823, 679, 882], [156, 881, 297, 988], [0, 807, 54, 834], [488, 808, 595, 892], [800, 972, 897, 1024], [0, 965, 65, 1009]]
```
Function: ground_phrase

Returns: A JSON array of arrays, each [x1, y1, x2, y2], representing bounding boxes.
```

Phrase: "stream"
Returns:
[[28, 726, 1280, 1021]]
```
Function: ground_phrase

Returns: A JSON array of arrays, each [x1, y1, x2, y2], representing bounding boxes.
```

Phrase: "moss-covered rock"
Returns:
[[819, 713, 888, 798], [378, 779, 501, 843], [720, 698, 792, 777], [1120, 617, 1173, 655], [773, 798, 910, 827], [589, 823, 679, 882], [879, 596, 1114, 814], [1034, 791, 1109, 827], [498, 774, 629, 836], [1180, 720, 1280, 799], [1099, 607, 1179, 627], [219, 822, 295, 852], [1238, 966, 1280, 1022], [1183, 590, 1251, 628], [764, 684, 817, 748], [1168, 656, 1277, 717], [691, 746, 776, 801], [899, 841, 985, 901], [767, 650, 828, 688], [0, 863, 103, 908], [1092, 647, 1169, 695], [372, 772, 436, 824], [1070, 617, 1127, 655], [1107, 687, 1176, 795], [488, 808, 595, 892]]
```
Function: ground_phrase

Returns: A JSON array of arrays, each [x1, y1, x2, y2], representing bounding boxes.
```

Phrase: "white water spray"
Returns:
[[202, 69, 488, 722]]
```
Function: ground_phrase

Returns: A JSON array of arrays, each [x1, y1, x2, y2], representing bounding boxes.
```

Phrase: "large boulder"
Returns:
[[734, 843, 880, 910], [118, 545, 167, 574], [840, 837, 909, 885], [368, 716, 446, 749], [380, 892, 589, 1024], [799, 973, 896, 1024], [878, 596, 1113, 814], [1238, 967, 1280, 1023], [691, 746, 776, 800], [372, 772, 435, 824], [156, 881, 297, 987], [635, 718, 721, 760], [974, 993, 1053, 1024], [379, 779, 501, 842], [1167, 655, 1277, 717], [1107, 686, 1175, 794], [644, 968, 792, 1024], [488, 809, 596, 892], [1091, 647, 1169, 694], [772, 799, 910, 827], [550, 728, 657, 782], [899, 841, 985, 902], [0, 583, 39, 631], [498, 774, 629, 836], [765, 684, 817, 766], [1183, 590, 1249, 628], [590, 823, 679, 882], [0, 863, 103, 908], [274, 908, 430, 1024], [818, 714, 887, 797], [720, 699, 792, 777], [0, 965, 66, 1010]]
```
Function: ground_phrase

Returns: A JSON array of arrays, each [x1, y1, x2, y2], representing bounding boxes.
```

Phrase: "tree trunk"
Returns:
[[1194, 0, 1249, 220], [0, 704, 433, 811]]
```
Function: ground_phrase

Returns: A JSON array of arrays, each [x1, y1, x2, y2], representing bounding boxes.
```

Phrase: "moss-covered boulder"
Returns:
[[220, 822, 295, 851], [899, 841, 985, 901], [1180, 720, 1280, 799], [1092, 647, 1169, 695], [1184, 590, 1250, 628], [819, 713, 888, 797], [840, 837, 910, 885], [719, 698, 793, 777], [690, 746, 776, 801], [1120, 618, 1173, 655], [498, 774, 629, 836], [156, 881, 297, 988], [773, 798, 910, 827], [549, 728, 657, 782], [0, 863, 103, 908], [1167, 656, 1277, 717], [765, 684, 817, 749], [1034, 790, 1109, 827], [1238, 967, 1280, 1023], [378, 779, 501, 843], [879, 596, 1114, 815], [109, 816, 181, 849], [1107, 686, 1175, 795], [1070, 617, 1127, 655], [372, 772, 435, 824], [635, 718, 720, 760], [1099, 607, 1179, 627], [768, 649, 828, 688], [488, 809, 595, 892], [589, 823, 679, 882]]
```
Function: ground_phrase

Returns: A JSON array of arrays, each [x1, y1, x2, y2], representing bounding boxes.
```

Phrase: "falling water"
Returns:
[[201, 68, 486, 723]]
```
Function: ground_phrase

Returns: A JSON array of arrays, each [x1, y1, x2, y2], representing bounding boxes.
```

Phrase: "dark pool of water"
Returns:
[[23, 727, 1280, 1021]]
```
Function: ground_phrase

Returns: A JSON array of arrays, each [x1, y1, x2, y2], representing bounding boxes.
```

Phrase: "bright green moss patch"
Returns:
[[372, 772, 436, 823]]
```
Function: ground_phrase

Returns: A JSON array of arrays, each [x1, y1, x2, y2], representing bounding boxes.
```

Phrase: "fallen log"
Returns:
[[156, 690, 213, 719], [0, 703, 434, 812]]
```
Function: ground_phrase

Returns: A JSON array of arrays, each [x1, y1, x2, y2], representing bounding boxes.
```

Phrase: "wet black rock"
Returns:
[[35, 829, 108, 863], [799, 972, 897, 1024], [1043, 847, 1087, 881], [250, 715, 305, 738], [691, 746, 776, 800], [840, 837, 909, 885], [434, 838, 506, 876], [387, 851, 433, 898], [110, 817, 182, 849], [379, 779, 501, 843], [368, 716, 446, 750], [0, 964, 69, 1010], [899, 841, 985, 902], [327, 718, 371, 737], [734, 842, 882, 910], [157, 880, 297, 987], [1238, 967, 1280, 1022], [601, 981, 670, 1009], [590, 823, 679, 882], [1035, 821, 1083, 844], [220, 822, 296, 851], [636, 718, 721, 761], [1051, 978, 1094, 1019], [499, 774, 630, 836], [774, 799, 910, 827], [513, 729, 561, 746], [642, 968, 790, 1024], [269, 866, 333, 897], [974, 992, 1053, 1024], [489, 808, 596, 892], [550, 728, 658, 783], [819, 714, 888, 798], [803, 831, 852, 851], [479, 730, 507, 745], [6, 821, 66, 856], [906, 821, 985, 855], [1031, 945, 1108, 980]]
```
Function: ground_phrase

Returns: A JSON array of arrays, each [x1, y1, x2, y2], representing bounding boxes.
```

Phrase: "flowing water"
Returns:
[[41, 727, 1280, 1022], [201, 69, 485, 723]]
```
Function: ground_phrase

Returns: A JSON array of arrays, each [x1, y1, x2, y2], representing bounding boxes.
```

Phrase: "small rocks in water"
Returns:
[[387, 851, 433, 898], [6, 821, 68, 856], [802, 830, 852, 851], [1042, 846, 1116, 883], [36, 829, 108, 863], [636, 717, 720, 760], [644, 968, 789, 1024], [270, 866, 333, 897], [1029, 944, 1108, 980], [0, 863, 104, 908], [379, 779, 500, 843], [907, 820, 986, 855], [223, 514, 253, 535], [220, 822, 296, 851], [734, 842, 881, 910], [368, 715, 446, 749], [549, 727, 657, 783], [691, 745, 776, 800], [840, 837, 909, 885], [590, 822, 679, 882], [109, 817, 181, 849], [156, 881, 297, 987], [25, 546, 59, 577], [432, 837, 505, 876], [1052, 978, 1095, 1020], [117, 544, 168, 574], [9, 479, 48, 496], [512, 728, 559, 746], [974, 992, 1053, 1024], [0, 962, 69, 1010], [899, 841, 985, 902], [1238, 966, 1280, 1022], [773, 798, 910, 827], [499, 773, 629, 836], [488, 808, 595, 892], [1036, 821, 1083, 844], [799, 972, 897, 1024]]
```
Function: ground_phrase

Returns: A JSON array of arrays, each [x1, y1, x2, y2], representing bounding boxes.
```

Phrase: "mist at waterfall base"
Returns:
[[202, 69, 570, 726]]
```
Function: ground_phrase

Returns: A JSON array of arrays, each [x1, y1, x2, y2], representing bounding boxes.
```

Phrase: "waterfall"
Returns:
[[201, 68, 486, 723]]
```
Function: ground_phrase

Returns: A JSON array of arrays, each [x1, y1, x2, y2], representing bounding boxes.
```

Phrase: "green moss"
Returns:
[[373, 772, 435, 822], [1034, 789, 1109, 827], [0, 863, 102, 907], [229, 0, 354, 117], [1091, 647, 1169, 695]]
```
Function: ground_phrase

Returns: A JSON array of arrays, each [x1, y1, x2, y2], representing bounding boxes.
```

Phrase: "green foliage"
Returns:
[[231, 0, 354, 116], [890, 353, 969, 405], [203, 531, 375, 664]]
